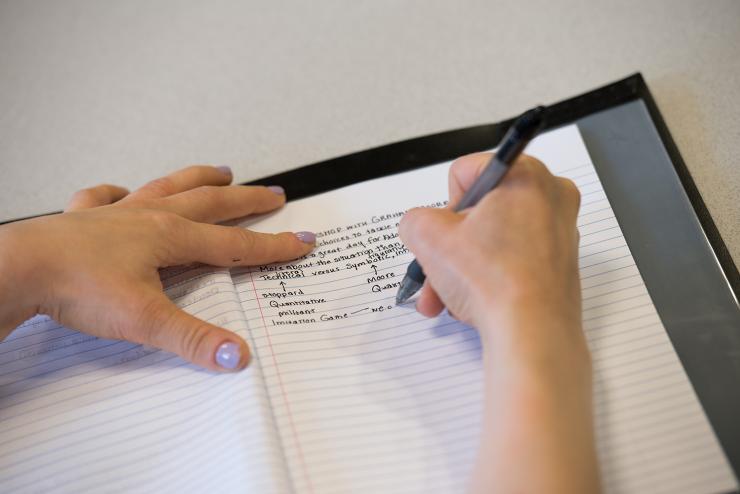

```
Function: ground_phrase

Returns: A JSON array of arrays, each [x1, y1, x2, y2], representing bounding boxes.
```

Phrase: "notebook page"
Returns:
[[0, 267, 288, 493], [234, 125, 737, 494]]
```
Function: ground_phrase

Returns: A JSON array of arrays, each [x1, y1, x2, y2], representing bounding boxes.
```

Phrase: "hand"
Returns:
[[399, 153, 583, 348], [0, 165, 315, 372], [399, 154, 599, 493]]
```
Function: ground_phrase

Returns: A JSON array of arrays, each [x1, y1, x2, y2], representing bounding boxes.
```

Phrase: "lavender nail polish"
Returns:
[[215, 342, 241, 370], [216, 165, 232, 177], [267, 185, 285, 195], [295, 231, 316, 244]]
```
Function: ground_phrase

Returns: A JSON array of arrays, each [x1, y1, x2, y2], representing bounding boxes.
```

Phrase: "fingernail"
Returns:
[[216, 165, 232, 177], [295, 231, 316, 244], [267, 185, 285, 195], [215, 341, 241, 370]]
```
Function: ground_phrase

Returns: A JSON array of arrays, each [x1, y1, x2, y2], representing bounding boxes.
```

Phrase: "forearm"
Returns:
[[470, 309, 599, 494]]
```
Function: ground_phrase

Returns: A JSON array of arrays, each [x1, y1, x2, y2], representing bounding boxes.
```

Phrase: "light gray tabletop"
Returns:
[[1, 0, 738, 263]]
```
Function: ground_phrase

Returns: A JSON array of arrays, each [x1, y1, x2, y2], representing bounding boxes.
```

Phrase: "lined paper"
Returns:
[[0, 125, 735, 493], [0, 267, 289, 493], [233, 125, 737, 494]]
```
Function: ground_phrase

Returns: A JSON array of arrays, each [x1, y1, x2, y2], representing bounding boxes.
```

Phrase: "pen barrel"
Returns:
[[453, 158, 510, 212], [496, 131, 530, 163], [406, 259, 425, 283]]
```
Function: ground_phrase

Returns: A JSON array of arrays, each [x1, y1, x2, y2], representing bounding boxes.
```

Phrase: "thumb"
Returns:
[[132, 294, 250, 372]]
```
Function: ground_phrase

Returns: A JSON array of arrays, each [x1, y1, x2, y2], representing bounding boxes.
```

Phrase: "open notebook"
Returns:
[[0, 126, 736, 493]]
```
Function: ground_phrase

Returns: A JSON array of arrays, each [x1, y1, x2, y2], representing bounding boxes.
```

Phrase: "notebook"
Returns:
[[0, 125, 736, 494]]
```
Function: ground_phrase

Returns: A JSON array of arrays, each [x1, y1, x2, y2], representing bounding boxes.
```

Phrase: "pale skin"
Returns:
[[0, 157, 599, 493], [399, 154, 599, 493], [0, 165, 315, 371]]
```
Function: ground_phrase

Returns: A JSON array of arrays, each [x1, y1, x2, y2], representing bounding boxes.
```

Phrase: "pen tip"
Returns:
[[395, 276, 423, 305]]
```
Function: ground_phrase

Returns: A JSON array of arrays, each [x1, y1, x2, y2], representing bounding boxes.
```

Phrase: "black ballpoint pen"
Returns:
[[395, 106, 547, 305]]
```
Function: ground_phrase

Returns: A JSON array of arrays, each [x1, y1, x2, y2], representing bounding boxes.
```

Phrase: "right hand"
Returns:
[[400, 155, 600, 494], [398, 154, 583, 348]]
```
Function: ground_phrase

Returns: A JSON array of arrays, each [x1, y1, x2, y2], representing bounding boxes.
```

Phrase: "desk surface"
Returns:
[[0, 0, 738, 263]]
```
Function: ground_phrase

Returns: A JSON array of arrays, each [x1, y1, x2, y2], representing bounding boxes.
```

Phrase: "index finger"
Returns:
[[448, 153, 552, 207], [447, 153, 492, 207], [163, 221, 316, 267], [154, 185, 286, 224], [123, 165, 233, 202]]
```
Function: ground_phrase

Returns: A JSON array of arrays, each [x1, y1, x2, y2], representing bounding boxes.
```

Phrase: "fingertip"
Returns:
[[415, 284, 445, 318], [214, 338, 251, 372], [399, 207, 457, 249], [291, 231, 316, 258], [248, 185, 288, 214], [215, 165, 234, 183], [398, 207, 429, 238], [189, 327, 252, 372], [294, 231, 316, 245], [449, 153, 492, 202], [253, 231, 315, 265], [415, 298, 444, 318], [261, 185, 287, 204], [450, 152, 491, 174]]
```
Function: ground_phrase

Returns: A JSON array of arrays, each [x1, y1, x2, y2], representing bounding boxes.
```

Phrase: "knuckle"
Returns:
[[199, 184, 220, 194], [190, 185, 221, 201], [131, 299, 209, 361], [559, 177, 581, 199], [556, 177, 582, 214], [506, 156, 555, 194], [127, 297, 169, 345], [71, 187, 97, 202], [143, 177, 176, 196], [147, 211, 189, 260], [148, 210, 183, 232], [100, 184, 125, 198], [518, 155, 550, 179], [179, 322, 210, 360], [521, 154, 547, 169], [234, 227, 256, 253], [144, 211, 194, 264]]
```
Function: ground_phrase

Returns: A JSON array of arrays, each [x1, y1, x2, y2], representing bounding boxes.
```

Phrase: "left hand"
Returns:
[[0, 165, 315, 372]]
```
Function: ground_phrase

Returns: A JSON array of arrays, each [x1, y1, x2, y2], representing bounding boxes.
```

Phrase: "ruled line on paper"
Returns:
[[0, 125, 735, 494], [247, 269, 315, 494], [0, 266, 289, 494], [0, 308, 247, 410], [234, 222, 624, 302], [233, 125, 736, 494]]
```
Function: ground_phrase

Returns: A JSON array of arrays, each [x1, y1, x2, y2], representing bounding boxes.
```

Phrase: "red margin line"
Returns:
[[249, 270, 314, 494]]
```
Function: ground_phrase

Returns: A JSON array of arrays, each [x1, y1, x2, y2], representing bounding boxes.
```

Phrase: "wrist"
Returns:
[[472, 286, 591, 377], [0, 220, 50, 336]]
